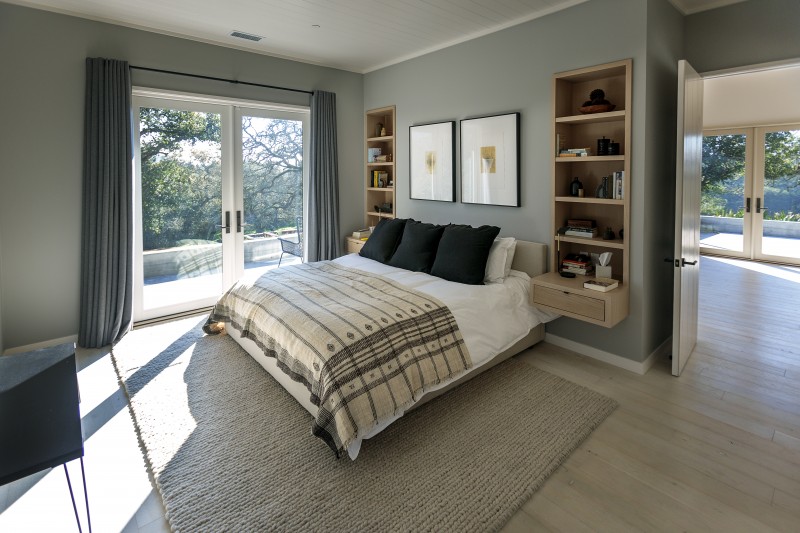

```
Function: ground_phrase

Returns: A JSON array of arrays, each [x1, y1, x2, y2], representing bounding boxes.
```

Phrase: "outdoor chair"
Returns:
[[278, 216, 303, 266]]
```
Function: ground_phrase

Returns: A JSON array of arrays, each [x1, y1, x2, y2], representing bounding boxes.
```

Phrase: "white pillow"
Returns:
[[484, 237, 517, 283]]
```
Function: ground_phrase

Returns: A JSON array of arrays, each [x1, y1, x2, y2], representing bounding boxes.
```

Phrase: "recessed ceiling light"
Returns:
[[312, 24, 321, 28]]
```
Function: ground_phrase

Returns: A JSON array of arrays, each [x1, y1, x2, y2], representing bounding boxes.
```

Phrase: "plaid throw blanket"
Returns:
[[208, 261, 472, 456]]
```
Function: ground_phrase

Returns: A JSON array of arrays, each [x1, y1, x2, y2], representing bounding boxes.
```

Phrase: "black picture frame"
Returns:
[[460, 112, 520, 207], [409, 121, 456, 202]]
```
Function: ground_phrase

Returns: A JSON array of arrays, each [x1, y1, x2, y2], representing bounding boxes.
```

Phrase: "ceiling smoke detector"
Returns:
[[230, 30, 263, 42]]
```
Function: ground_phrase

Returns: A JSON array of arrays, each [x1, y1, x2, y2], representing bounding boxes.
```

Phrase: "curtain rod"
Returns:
[[129, 65, 313, 95]]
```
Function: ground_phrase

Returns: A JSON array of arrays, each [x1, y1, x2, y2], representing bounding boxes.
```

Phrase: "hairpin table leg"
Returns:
[[63, 458, 92, 533], [64, 464, 82, 533]]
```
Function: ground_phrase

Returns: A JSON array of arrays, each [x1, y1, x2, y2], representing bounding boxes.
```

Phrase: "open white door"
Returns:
[[672, 60, 704, 376]]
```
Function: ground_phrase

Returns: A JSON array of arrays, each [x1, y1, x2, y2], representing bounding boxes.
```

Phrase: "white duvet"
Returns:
[[334, 253, 558, 368]]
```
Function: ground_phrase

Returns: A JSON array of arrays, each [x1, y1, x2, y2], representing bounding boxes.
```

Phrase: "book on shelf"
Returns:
[[566, 219, 596, 228], [611, 170, 624, 200], [583, 277, 619, 292], [352, 228, 372, 239], [562, 258, 592, 268], [562, 266, 594, 275], [559, 147, 591, 158], [370, 170, 389, 188], [565, 227, 599, 238], [367, 147, 381, 163]]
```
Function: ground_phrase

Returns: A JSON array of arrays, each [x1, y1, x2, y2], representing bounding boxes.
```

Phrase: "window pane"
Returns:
[[762, 128, 800, 259], [701, 133, 746, 253], [139, 107, 223, 310], [242, 116, 304, 275]]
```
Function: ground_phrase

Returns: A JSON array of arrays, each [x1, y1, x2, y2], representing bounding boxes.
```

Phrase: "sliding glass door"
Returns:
[[701, 124, 800, 264], [133, 92, 308, 321]]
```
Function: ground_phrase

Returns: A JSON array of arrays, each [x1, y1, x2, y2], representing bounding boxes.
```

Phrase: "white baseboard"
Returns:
[[3, 334, 78, 356], [544, 333, 670, 375]]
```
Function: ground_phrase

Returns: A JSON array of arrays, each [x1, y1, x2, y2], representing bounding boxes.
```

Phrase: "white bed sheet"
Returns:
[[230, 254, 558, 458]]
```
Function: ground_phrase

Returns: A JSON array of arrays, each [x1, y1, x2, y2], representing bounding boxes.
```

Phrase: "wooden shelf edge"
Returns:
[[555, 196, 624, 205], [367, 187, 394, 192], [556, 110, 626, 124], [367, 162, 394, 166], [366, 211, 395, 218], [367, 135, 394, 142], [555, 155, 625, 162], [557, 236, 625, 249]]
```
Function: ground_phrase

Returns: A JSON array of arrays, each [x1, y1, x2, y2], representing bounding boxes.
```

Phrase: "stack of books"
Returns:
[[352, 228, 372, 239], [564, 219, 598, 238], [561, 253, 594, 275], [558, 147, 591, 157]]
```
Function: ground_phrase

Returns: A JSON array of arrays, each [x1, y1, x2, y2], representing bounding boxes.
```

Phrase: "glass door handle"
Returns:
[[740, 197, 751, 213], [216, 211, 231, 233], [756, 198, 768, 214], [235, 211, 250, 233]]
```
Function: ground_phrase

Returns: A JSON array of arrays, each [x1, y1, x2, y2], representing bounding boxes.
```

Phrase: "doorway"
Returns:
[[132, 91, 309, 322], [701, 125, 800, 264]]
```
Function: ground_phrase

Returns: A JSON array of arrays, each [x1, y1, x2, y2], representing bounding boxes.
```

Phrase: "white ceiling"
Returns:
[[7, 0, 748, 73]]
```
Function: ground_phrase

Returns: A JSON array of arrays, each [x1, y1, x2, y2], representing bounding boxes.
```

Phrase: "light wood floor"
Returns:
[[2, 255, 799, 531], [504, 255, 800, 532]]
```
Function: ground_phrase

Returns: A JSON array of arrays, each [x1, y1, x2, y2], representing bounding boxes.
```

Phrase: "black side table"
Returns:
[[0, 343, 91, 533]]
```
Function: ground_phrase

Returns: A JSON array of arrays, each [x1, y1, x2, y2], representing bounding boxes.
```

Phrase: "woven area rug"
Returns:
[[112, 316, 617, 532]]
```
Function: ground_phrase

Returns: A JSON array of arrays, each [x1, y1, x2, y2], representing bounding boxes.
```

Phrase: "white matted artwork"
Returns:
[[460, 112, 520, 207], [409, 121, 455, 202]]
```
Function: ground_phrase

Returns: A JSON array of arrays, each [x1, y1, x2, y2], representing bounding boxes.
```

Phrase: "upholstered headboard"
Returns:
[[509, 240, 548, 278]]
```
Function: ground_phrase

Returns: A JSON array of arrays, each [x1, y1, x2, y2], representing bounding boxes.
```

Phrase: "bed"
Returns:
[[209, 239, 557, 459]]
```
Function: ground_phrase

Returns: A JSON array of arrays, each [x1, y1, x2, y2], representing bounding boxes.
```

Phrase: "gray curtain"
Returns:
[[78, 57, 133, 348], [307, 90, 341, 262]]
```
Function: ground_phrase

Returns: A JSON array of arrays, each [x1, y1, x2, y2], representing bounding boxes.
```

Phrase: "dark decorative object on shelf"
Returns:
[[603, 227, 616, 240], [579, 88, 616, 114], [608, 141, 620, 155], [619, 228, 624, 240], [597, 136, 609, 156], [570, 176, 583, 197], [374, 202, 393, 214], [595, 176, 610, 199]]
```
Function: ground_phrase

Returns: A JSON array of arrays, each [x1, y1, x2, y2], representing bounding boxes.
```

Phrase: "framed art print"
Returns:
[[460, 112, 520, 207], [409, 121, 456, 202]]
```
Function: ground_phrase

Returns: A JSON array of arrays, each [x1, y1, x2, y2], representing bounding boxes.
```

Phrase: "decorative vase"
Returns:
[[596, 176, 609, 198], [570, 176, 583, 197]]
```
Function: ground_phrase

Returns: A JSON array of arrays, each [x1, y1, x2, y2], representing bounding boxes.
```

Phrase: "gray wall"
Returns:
[[642, 0, 683, 356], [685, 0, 800, 73], [365, 0, 668, 362], [0, 3, 363, 350]]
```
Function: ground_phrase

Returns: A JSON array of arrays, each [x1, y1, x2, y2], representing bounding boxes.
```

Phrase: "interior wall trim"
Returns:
[[544, 333, 668, 375]]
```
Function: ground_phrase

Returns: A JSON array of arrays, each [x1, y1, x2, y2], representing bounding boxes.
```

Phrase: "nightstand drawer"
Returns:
[[533, 285, 605, 321], [346, 237, 366, 254]]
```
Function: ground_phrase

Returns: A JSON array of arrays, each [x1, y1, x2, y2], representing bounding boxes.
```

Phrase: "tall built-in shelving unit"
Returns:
[[347, 105, 396, 254], [365, 106, 396, 226], [532, 59, 631, 328]]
